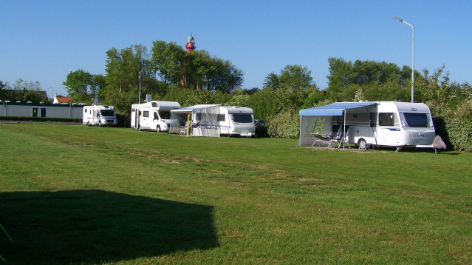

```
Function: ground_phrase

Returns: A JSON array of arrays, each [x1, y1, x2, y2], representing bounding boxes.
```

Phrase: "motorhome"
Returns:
[[298, 101, 436, 150], [169, 104, 255, 137], [131, 101, 181, 132], [83, 105, 118, 126]]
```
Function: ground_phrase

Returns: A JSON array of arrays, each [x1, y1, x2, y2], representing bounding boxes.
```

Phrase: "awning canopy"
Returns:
[[299, 102, 377, 117]]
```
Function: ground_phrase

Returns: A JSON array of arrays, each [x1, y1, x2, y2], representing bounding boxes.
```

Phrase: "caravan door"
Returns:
[[378, 112, 401, 146]]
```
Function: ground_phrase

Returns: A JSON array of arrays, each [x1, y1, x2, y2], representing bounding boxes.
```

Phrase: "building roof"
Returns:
[[55, 96, 71, 104]]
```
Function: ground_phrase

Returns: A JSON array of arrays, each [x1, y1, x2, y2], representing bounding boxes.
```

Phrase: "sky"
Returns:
[[1, 0, 471, 99]]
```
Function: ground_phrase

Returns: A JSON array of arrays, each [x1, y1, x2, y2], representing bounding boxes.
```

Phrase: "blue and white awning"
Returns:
[[299, 102, 377, 116]]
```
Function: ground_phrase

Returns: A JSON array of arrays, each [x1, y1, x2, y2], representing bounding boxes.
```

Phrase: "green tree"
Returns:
[[63, 69, 93, 103], [150, 41, 186, 85], [102, 45, 152, 113]]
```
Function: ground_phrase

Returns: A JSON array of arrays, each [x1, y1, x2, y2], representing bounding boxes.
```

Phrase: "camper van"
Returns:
[[83, 105, 117, 126], [131, 101, 181, 132], [170, 104, 255, 137], [298, 101, 436, 150]]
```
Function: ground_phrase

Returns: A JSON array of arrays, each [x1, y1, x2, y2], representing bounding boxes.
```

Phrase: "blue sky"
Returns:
[[1, 0, 471, 99]]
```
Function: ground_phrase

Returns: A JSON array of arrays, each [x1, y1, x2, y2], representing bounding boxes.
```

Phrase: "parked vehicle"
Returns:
[[83, 105, 117, 126], [169, 104, 255, 137], [298, 101, 436, 151], [131, 101, 181, 132]]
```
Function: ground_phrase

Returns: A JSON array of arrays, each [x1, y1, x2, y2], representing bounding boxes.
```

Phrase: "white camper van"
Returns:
[[169, 104, 255, 137], [298, 101, 436, 150], [131, 101, 181, 132], [83, 105, 118, 126]]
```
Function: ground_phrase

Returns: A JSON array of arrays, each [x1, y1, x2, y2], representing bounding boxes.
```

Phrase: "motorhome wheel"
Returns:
[[358, 138, 367, 150], [156, 125, 161, 132]]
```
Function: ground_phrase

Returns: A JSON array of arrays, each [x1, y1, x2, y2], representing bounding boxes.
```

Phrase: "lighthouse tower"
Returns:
[[185, 34, 196, 55]]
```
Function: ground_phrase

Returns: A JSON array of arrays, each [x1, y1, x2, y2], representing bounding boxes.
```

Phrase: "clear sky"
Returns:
[[1, 0, 471, 99]]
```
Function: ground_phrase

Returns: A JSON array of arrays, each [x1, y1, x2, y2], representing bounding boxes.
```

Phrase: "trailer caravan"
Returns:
[[131, 101, 180, 132], [298, 101, 436, 150], [83, 105, 117, 126], [169, 104, 255, 137]]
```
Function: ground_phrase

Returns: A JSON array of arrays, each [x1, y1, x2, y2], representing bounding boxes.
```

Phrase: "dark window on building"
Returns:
[[40, 108, 47, 117], [32, 108, 38, 117]]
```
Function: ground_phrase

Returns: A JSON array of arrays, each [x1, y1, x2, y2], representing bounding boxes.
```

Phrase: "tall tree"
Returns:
[[150, 41, 186, 85], [63, 69, 93, 103], [102, 45, 152, 113]]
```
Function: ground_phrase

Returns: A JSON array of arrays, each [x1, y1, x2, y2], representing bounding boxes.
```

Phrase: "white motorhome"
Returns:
[[83, 105, 118, 126], [169, 104, 255, 137], [298, 101, 436, 150], [131, 101, 181, 132]]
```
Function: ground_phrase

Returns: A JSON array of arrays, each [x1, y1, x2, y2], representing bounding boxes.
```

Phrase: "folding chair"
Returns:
[[312, 125, 340, 148], [331, 125, 350, 149]]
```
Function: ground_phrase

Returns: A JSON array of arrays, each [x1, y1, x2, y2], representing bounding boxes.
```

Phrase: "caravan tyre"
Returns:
[[358, 138, 367, 150], [156, 125, 161, 132]]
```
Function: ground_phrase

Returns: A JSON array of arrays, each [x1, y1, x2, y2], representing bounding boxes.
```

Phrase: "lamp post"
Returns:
[[393, 16, 415, 103], [138, 69, 142, 104]]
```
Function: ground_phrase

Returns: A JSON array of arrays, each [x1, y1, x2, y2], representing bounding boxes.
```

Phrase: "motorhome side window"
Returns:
[[152, 102, 157, 108], [143, 111, 149, 118], [159, 111, 171, 119], [404, 113, 428, 127], [379, 113, 395, 126]]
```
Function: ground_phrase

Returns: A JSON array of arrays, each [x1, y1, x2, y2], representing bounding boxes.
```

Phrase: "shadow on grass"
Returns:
[[0, 190, 218, 264]]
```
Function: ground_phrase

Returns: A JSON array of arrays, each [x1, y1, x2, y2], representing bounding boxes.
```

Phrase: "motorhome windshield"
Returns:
[[232, 114, 253, 123], [100, 110, 115, 117], [159, 111, 171, 119], [404, 113, 428, 127]]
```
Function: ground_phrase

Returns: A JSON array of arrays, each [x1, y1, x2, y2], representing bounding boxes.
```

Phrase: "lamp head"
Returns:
[[393, 16, 403, 23]]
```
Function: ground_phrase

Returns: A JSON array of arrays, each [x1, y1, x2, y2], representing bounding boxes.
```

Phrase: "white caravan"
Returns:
[[131, 101, 181, 132], [169, 104, 255, 137], [298, 101, 436, 150], [218, 106, 255, 137], [83, 105, 118, 126]]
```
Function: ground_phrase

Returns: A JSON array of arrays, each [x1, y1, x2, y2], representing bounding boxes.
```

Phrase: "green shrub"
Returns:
[[266, 110, 300, 138]]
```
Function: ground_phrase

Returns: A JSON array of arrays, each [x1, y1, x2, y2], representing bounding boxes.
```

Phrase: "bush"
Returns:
[[266, 111, 300, 139]]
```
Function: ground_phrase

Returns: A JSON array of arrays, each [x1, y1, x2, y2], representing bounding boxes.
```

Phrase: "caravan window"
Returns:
[[379, 113, 395, 126], [232, 114, 253, 123], [143, 111, 149, 118], [404, 113, 428, 127], [217, 114, 225, 122]]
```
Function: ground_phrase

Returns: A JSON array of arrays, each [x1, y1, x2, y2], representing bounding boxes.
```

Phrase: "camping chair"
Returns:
[[331, 125, 350, 149], [312, 125, 340, 148]]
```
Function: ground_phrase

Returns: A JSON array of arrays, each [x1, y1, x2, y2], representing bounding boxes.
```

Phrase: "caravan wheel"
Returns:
[[358, 138, 367, 150], [156, 125, 161, 132]]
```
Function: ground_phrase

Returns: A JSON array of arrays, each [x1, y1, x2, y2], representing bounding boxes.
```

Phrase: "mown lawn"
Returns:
[[1, 124, 471, 264]]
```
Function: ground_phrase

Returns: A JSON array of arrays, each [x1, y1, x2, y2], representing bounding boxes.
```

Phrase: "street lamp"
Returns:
[[138, 69, 142, 104], [393, 16, 415, 103]]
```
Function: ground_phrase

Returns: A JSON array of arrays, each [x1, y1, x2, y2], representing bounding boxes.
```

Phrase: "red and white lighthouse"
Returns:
[[185, 34, 196, 55]]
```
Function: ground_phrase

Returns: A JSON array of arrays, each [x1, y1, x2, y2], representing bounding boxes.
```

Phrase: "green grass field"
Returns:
[[1, 124, 471, 264]]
